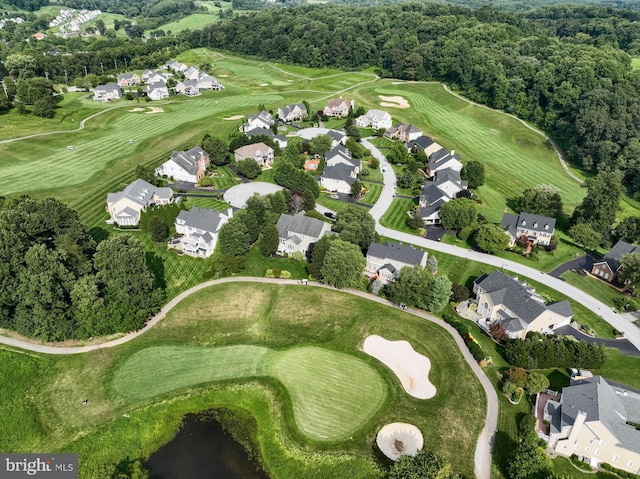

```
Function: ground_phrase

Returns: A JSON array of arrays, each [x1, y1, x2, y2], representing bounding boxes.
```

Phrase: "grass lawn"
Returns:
[[632, 58, 640, 70], [315, 194, 352, 213], [560, 271, 627, 309], [379, 198, 418, 234], [255, 167, 276, 184], [2, 284, 485, 478], [149, 13, 221, 34], [210, 165, 242, 189], [361, 182, 382, 205]]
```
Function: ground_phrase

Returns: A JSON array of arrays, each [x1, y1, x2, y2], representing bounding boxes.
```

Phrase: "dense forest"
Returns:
[[182, 3, 640, 197]]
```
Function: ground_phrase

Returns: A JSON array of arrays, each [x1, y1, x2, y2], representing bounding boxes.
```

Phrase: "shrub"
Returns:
[[451, 283, 469, 302], [458, 226, 476, 241], [199, 177, 215, 187], [272, 268, 281, 278]]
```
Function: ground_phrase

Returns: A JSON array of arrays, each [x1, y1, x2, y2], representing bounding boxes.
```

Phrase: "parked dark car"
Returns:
[[324, 212, 337, 220]]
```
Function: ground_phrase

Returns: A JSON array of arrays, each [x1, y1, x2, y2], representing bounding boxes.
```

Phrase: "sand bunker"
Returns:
[[223, 115, 244, 120], [129, 107, 145, 112], [218, 74, 228, 77], [379, 95, 410, 109], [260, 83, 269, 86], [376, 423, 424, 461], [363, 335, 436, 399], [146, 107, 164, 114]]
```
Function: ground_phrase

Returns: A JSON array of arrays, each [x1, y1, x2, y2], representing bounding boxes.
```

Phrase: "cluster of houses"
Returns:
[[49, 8, 101, 33], [0, 16, 24, 29], [92, 60, 224, 102]]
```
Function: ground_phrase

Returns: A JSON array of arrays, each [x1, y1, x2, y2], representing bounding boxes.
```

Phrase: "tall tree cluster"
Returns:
[[0, 197, 163, 341]]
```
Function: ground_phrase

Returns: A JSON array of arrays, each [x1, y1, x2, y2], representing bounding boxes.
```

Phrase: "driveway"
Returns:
[[170, 181, 223, 193], [554, 325, 640, 356], [223, 182, 284, 208], [549, 254, 594, 278]]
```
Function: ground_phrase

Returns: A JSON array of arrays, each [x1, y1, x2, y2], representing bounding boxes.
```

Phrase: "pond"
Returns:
[[145, 413, 269, 479]]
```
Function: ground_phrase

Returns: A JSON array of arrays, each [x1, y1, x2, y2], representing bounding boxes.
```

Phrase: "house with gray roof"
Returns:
[[591, 240, 640, 284], [366, 242, 428, 283], [325, 145, 360, 171], [320, 164, 358, 194], [417, 168, 468, 225], [93, 83, 122, 102], [276, 214, 331, 256], [327, 129, 347, 147], [407, 136, 441, 157], [542, 376, 640, 473], [426, 148, 463, 177], [155, 146, 210, 183], [171, 206, 233, 257], [244, 110, 274, 131], [278, 103, 307, 123], [244, 127, 288, 149], [385, 123, 423, 142], [175, 79, 199, 97], [146, 82, 169, 100], [197, 71, 223, 90], [501, 212, 556, 248], [117, 72, 140, 87], [473, 270, 573, 339], [355, 109, 392, 130], [106, 179, 173, 226]]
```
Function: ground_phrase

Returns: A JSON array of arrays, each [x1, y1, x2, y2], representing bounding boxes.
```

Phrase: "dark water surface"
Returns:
[[145, 414, 269, 479]]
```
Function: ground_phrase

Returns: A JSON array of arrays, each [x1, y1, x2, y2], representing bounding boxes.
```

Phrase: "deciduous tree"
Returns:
[[476, 223, 509, 254], [321, 239, 365, 289], [333, 205, 375, 250], [460, 161, 485, 189], [439, 198, 478, 231], [517, 185, 563, 218]]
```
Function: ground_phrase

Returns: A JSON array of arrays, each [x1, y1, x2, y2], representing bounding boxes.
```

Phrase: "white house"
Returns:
[[172, 206, 233, 258], [365, 242, 428, 283], [426, 148, 462, 177], [234, 142, 274, 167], [501, 212, 556, 248], [418, 168, 468, 225], [175, 79, 200, 97], [325, 145, 360, 173], [184, 66, 200, 80], [355, 109, 392, 130], [278, 103, 307, 122], [276, 214, 331, 256], [93, 83, 122, 102], [197, 72, 223, 90], [146, 82, 169, 100], [244, 110, 274, 131], [106, 179, 173, 226], [155, 146, 210, 183], [143, 70, 168, 84]]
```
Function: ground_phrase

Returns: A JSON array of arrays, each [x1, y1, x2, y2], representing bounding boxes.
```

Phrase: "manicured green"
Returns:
[[379, 198, 418, 234], [632, 58, 640, 70], [151, 13, 221, 34], [560, 271, 627, 309], [361, 182, 382, 205]]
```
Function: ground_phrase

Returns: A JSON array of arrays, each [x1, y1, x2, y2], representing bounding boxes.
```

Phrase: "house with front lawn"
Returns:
[[197, 72, 223, 90], [244, 110, 274, 131], [501, 212, 556, 248], [155, 146, 210, 183], [278, 103, 307, 122], [146, 82, 169, 100], [245, 127, 288, 149], [407, 136, 442, 157], [320, 165, 357, 194], [327, 130, 347, 147], [93, 83, 122, 102], [325, 145, 360, 173], [234, 142, 274, 167], [106, 179, 173, 226], [171, 206, 233, 258], [117, 72, 141, 87], [473, 270, 573, 339], [385, 123, 423, 142], [591, 240, 640, 283], [276, 214, 332, 256], [540, 376, 640, 474], [417, 168, 468, 225], [365, 242, 428, 283], [323, 97, 352, 118], [355, 109, 392, 130]]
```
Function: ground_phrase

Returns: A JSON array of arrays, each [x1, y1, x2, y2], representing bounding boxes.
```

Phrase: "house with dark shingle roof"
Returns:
[[542, 376, 640, 473], [278, 103, 307, 123], [276, 214, 331, 256], [244, 127, 288, 149], [106, 179, 173, 226], [473, 270, 573, 339], [175, 79, 199, 97], [172, 206, 233, 258], [407, 136, 442, 157], [426, 148, 463, 177], [501, 212, 556, 247], [325, 145, 360, 172], [244, 110, 274, 131], [366, 242, 428, 283], [320, 164, 358, 193], [155, 146, 210, 183], [591, 240, 640, 283], [417, 168, 468, 225], [93, 83, 122, 102]]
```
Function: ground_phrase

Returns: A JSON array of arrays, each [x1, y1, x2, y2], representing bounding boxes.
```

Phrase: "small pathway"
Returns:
[[548, 255, 594, 278]]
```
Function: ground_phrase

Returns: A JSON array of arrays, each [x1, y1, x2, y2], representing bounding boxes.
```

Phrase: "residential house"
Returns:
[[365, 242, 428, 283], [276, 214, 331, 256], [245, 127, 288, 149], [327, 129, 347, 147], [155, 146, 210, 183], [106, 179, 173, 226], [117, 72, 141, 87], [320, 164, 358, 194], [323, 97, 352, 118], [540, 376, 640, 474], [175, 79, 200, 97], [325, 145, 360, 172], [244, 110, 274, 131], [93, 83, 122, 102], [143, 70, 168, 84], [146, 82, 169, 100], [164, 60, 188, 72], [197, 71, 223, 90], [591, 240, 640, 283], [278, 103, 307, 122], [407, 136, 442, 157], [417, 168, 468, 225], [184, 66, 200, 80], [355, 109, 392, 130], [385, 123, 423, 142], [426, 148, 463, 177], [172, 207, 232, 258], [234, 142, 274, 167], [473, 270, 573, 339], [501, 212, 556, 247]]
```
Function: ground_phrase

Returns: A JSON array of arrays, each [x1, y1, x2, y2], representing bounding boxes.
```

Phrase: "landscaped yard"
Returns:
[[560, 270, 628, 309], [379, 198, 418, 234], [1, 284, 486, 478]]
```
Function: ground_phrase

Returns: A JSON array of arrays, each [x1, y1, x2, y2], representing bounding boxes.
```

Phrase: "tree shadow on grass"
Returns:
[[493, 429, 518, 477], [146, 251, 166, 290]]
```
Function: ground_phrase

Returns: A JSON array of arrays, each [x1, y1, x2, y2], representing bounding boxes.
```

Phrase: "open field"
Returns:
[[632, 58, 640, 70], [149, 13, 221, 34], [1, 284, 485, 478]]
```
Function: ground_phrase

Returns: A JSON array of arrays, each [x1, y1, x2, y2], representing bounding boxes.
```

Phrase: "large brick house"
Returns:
[[591, 240, 640, 283]]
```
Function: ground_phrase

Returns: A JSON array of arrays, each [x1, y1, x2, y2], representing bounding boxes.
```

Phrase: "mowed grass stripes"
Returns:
[[111, 344, 388, 441]]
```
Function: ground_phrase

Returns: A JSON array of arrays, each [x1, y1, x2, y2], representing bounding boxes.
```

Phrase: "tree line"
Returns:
[[0, 197, 163, 341]]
